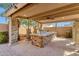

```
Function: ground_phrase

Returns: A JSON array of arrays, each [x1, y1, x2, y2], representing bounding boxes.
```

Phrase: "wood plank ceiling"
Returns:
[[6, 3, 79, 23]]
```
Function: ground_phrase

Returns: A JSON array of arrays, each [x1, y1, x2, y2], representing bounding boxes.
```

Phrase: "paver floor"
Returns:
[[0, 37, 79, 56]]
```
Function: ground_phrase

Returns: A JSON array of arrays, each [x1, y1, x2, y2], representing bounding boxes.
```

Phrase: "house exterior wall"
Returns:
[[0, 24, 9, 32]]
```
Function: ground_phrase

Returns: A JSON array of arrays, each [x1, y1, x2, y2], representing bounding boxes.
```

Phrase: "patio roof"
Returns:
[[5, 3, 79, 23]]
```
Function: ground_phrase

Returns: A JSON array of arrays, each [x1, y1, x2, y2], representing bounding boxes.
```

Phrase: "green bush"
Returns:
[[0, 32, 8, 44]]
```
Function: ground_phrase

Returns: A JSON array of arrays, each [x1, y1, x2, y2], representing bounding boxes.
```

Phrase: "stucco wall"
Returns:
[[43, 27, 72, 38], [0, 24, 9, 32]]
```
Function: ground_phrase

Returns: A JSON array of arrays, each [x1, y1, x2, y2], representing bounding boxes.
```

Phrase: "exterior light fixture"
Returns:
[[46, 17, 50, 19], [46, 16, 54, 19]]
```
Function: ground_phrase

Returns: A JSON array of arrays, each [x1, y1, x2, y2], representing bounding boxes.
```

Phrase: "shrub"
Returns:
[[0, 32, 8, 44]]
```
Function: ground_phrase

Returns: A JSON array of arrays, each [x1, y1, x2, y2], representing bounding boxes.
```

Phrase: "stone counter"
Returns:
[[30, 32, 55, 48]]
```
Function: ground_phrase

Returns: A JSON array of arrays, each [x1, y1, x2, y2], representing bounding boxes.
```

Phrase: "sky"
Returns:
[[0, 7, 5, 14], [0, 17, 7, 24], [0, 7, 7, 24], [46, 21, 73, 27], [57, 22, 73, 27]]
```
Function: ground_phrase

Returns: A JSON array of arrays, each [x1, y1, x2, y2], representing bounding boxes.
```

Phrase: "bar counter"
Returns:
[[30, 32, 55, 48]]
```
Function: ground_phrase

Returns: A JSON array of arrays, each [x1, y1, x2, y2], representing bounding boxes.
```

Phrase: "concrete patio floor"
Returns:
[[0, 37, 79, 56]]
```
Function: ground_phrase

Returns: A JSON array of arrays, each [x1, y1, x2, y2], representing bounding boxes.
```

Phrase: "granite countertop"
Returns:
[[30, 31, 55, 37]]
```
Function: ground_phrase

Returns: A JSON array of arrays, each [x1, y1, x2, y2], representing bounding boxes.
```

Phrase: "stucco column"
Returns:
[[72, 21, 76, 44], [39, 23, 42, 30], [73, 20, 79, 45], [55, 22, 57, 37], [8, 17, 12, 45]]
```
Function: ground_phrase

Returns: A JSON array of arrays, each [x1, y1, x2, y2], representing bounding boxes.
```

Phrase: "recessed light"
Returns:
[[62, 17, 64, 19], [23, 15, 26, 16]]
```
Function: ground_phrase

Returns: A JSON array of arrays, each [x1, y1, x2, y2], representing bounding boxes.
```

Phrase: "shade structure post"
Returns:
[[8, 17, 19, 45], [73, 20, 79, 46], [8, 17, 12, 45]]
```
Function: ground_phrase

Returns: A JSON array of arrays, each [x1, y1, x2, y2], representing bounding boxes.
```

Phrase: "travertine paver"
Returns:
[[0, 37, 79, 56]]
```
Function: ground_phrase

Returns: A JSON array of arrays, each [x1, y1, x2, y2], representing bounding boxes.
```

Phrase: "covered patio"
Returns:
[[3, 3, 79, 55]]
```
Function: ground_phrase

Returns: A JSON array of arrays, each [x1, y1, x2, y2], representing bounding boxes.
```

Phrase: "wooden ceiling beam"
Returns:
[[38, 14, 79, 23]]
